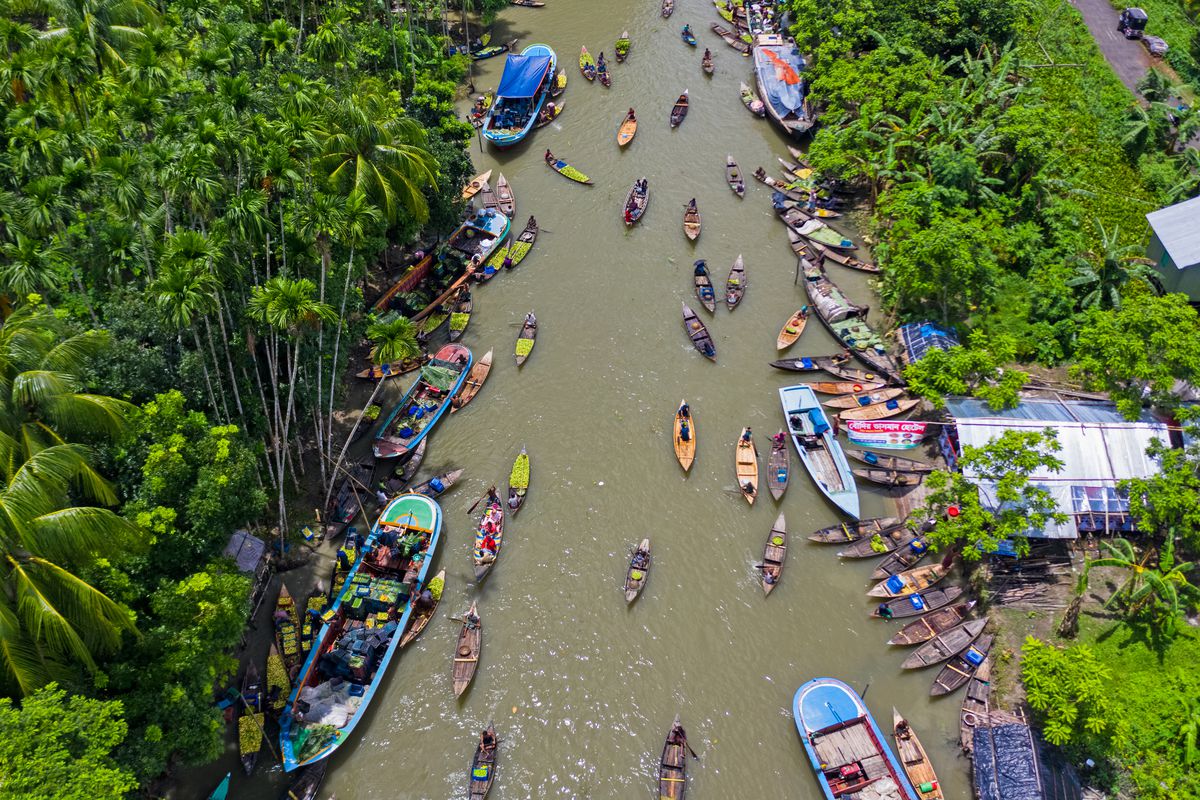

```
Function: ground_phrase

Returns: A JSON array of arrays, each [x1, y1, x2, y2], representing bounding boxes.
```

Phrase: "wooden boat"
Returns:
[[373, 343, 472, 459], [846, 449, 935, 473], [787, 145, 809, 164], [238, 663, 264, 774], [809, 380, 887, 395], [579, 46, 596, 80], [758, 169, 805, 202], [960, 658, 991, 753], [931, 634, 994, 696], [692, 260, 716, 311], [622, 178, 649, 226], [658, 715, 688, 799], [451, 349, 493, 412], [661, 0, 673, 17], [462, 169, 493, 200], [267, 643, 290, 713], [326, 461, 373, 531], [279, 494, 443, 770], [779, 157, 815, 181], [551, 68, 566, 97], [840, 397, 920, 422], [511, 0, 543, 6], [297, 591, 325, 658], [501, 216, 538, 270], [399, 568, 445, 648], [889, 601, 977, 646], [713, 24, 752, 55], [670, 91, 689, 128], [872, 586, 964, 619], [683, 198, 701, 240], [868, 564, 949, 598], [794, 678, 918, 800], [597, 52, 611, 87], [701, 49, 714, 74], [809, 516, 900, 544], [775, 310, 809, 350], [624, 538, 651, 602], [326, 526, 359, 602], [507, 446, 530, 514], [854, 468, 924, 488], [617, 112, 637, 146], [681, 25, 697, 46], [355, 356, 424, 380], [823, 388, 905, 409], [761, 512, 787, 594], [469, 722, 498, 798], [274, 585, 302, 670], [682, 302, 716, 361], [208, 773, 231, 800], [726, 155, 745, 197], [825, 363, 890, 384], [545, 151, 593, 184], [779, 384, 859, 518], [615, 31, 631, 62], [410, 468, 465, 499], [767, 431, 789, 500], [769, 353, 852, 372], [471, 38, 515, 60], [838, 526, 917, 558], [893, 710, 944, 800], [472, 498, 505, 582], [453, 601, 482, 696], [801, 259, 904, 382], [902, 619, 988, 670], [808, 240, 878, 272], [795, 216, 856, 250], [494, 174, 515, 217], [871, 538, 929, 578], [673, 399, 695, 471], [725, 255, 746, 309], [282, 759, 329, 800], [735, 428, 758, 504], [477, 180, 498, 212], [514, 311, 537, 366], [447, 288, 473, 342], [739, 81, 766, 116]]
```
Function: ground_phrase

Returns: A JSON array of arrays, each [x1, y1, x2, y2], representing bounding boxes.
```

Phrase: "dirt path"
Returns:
[[1069, 0, 1155, 98]]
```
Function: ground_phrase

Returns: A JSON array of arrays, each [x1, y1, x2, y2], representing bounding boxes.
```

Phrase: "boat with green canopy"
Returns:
[[373, 344, 472, 459]]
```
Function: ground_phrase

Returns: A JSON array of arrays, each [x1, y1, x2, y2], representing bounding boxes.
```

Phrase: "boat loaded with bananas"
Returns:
[[280, 493, 444, 770], [373, 344, 472, 459], [483, 44, 557, 147]]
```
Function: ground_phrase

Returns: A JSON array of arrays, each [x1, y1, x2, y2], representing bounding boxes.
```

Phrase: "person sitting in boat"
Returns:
[[466, 606, 481, 629], [414, 585, 436, 614], [524, 312, 537, 328], [701, 341, 715, 359], [487, 486, 500, 505], [626, 108, 636, 121], [877, 601, 894, 620], [741, 427, 753, 444], [624, 207, 634, 225], [679, 420, 690, 442], [480, 727, 497, 752], [667, 723, 687, 745], [742, 481, 756, 497], [763, 568, 777, 586], [631, 549, 649, 569], [703, 47, 711, 60], [507, 490, 520, 510], [772, 431, 786, 447], [544, 149, 554, 164], [682, 24, 693, 37], [679, 402, 690, 418], [479, 533, 498, 557]]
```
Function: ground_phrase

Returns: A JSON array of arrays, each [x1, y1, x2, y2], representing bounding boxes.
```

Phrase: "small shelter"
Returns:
[[896, 322, 959, 367], [1146, 196, 1200, 297]]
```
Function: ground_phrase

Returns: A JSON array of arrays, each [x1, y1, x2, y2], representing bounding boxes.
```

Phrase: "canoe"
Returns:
[[853, 468, 925, 488], [472, 498, 505, 582], [787, 145, 809, 164], [838, 526, 916, 558], [297, 591, 325, 660], [661, 0, 673, 16], [870, 538, 930, 579], [868, 564, 949, 598], [872, 585, 964, 619], [281, 762, 329, 800], [373, 343, 472, 459], [597, 53, 611, 88], [208, 773, 231, 800], [477, 180, 498, 212], [471, 40, 512, 60], [808, 240, 879, 272], [767, 432, 789, 500], [902, 619, 989, 670], [823, 388, 905, 409], [462, 169, 493, 200], [410, 468, 465, 499], [507, 446, 530, 514], [469, 722, 498, 799], [739, 81, 766, 116], [617, 113, 638, 146], [670, 91, 689, 128], [793, 678, 917, 800], [779, 384, 859, 518], [809, 516, 900, 544], [769, 354, 854, 372], [759, 170, 805, 202], [279, 494, 443, 770], [551, 68, 566, 97], [355, 356, 425, 380], [501, 216, 538, 270], [545, 151, 593, 184], [840, 397, 920, 422], [615, 31, 631, 62], [726, 155, 745, 197], [400, 568, 446, 648], [274, 585, 302, 671], [702, 50, 714, 74], [762, 512, 787, 594], [889, 601, 978, 646], [624, 538, 651, 602], [579, 46, 596, 80], [682, 302, 716, 361], [453, 602, 482, 697], [725, 255, 746, 310], [713, 24, 752, 55], [514, 311, 537, 366], [735, 428, 758, 504], [846, 448, 935, 473], [673, 399, 696, 471], [825, 364, 891, 384], [495, 174, 516, 217], [795, 216, 856, 251], [893, 710, 943, 800], [267, 643, 290, 712], [693, 260, 716, 312], [683, 198, 701, 240], [809, 380, 887, 395], [326, 526, 359, 602], [960, 658, 991, 753], [238, 663, 264, 775], [512, 0, 543, 5], [801, 259, 904, 382], [681, 26, 697, 46], [931, 634, 994, 696], [776, 309, 810, 350], [451, 349, 493, 413], [779, 158, 814, 181], [658, 715, 688, 799], [623, 178, 649, 226], [447, 289, 473, 342]]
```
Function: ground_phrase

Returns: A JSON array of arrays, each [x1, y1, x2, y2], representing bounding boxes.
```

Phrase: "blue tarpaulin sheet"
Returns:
[[496, 54, 552, 97]]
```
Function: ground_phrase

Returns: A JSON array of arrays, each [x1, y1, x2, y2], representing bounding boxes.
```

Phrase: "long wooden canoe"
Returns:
[[693, 260, 716, 312], [447, 289, 473, 343], [931, 634, 994, 696], [495, 173, 515, 217], [872, 585, 964, 619], [453, 602, 482, 697], [838, 526, 916, 558], [889, 601, 978, 646], [739, 81, 765, 116], [623, 178, 649, 225], [960, 658, 991, 753], [767, 431, 789, 500], [735, 428, 758, 505], [551, 68, 566, 97], [809, 516, 900, 544], [868, 564, 949, 598], [658, 716, 688, 799], [400, 568, 446, 648], [871, 539, 929, 579], [507, 447, 529, 515], [624, 538, 651, 602], [617, 113, 637, 146], [669, 91, 689, 128], [535, 100, 563, 128], [472, 499, 505, 582], [839, 397, 920, 422], [776, 309, 809, 350], [893, 710, 944, 800], [545, 152, 593, 184], [808, 380, 887, 395], [673, 399, 695, 471], [762, 513, 787, 595], [451, 349, 493, 413], [683, 198, 701, 240], [355, 355, 425, 380], [713, 23, 751, 54], [281, 762, 327, 800], [846, 448, 936, 473], [579, 46, 596, 80], [808, 240, 879, 273], [409, 469, 465, 499], [902, 619, 989, 670], [853, 468, 925, 489], [823, 388, 906, 409], [469, 722, 497, 799], [462, 169, 493, 200], [682, 302, 716, 361], [769, 353, 853, 372], [514, 311, 537, 366], [726, 155, 745, 197], [725, 255, 746, 310]]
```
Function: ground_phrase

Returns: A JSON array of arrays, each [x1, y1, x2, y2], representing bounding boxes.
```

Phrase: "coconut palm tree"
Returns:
[[149, 258, 222, 419], [40, 0, 159, 76], [1066, 223, 1156, 310]]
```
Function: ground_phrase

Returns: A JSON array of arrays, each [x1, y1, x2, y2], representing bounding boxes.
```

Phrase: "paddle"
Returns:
[[683, 738, 700, 760], [466, 485, 497, 516]]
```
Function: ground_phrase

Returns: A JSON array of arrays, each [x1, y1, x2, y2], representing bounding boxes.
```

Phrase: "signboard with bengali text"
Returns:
[[846, 420, 928, 450]]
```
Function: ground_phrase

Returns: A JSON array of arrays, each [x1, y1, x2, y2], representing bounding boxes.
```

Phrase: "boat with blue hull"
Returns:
[[752, 34, 814, 136], [793, 678, 919, 800], [779, 384, 859, 518], [483, 44, 557, 147], [373, 343, 472, 459], [280, 494, 444, 771]]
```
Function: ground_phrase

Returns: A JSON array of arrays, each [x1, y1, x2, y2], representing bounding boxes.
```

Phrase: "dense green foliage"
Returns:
[[903, 331, 1028, 410], [1122, 424, 1200, 550], [1021, 636, 1115, 749]]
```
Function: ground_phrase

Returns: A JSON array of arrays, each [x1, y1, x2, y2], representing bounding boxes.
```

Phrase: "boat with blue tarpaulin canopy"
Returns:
[[483, 45, 557, 147]]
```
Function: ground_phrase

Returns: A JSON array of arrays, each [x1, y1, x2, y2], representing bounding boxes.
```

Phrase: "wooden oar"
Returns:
[[684, 738, 700, 760], [466, 485, 497, 516]]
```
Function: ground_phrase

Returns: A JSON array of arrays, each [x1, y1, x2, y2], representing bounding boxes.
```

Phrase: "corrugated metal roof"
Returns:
[[1147, 195, 1200, 270], [897, 322, 959, 366], [946, 396, 1158, 424]]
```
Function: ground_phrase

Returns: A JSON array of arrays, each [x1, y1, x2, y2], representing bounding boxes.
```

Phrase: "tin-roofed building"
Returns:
[[1147, 196, 1200, 297]]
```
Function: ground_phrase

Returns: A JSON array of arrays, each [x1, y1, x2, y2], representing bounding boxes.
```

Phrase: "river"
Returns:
[[183, 0, 973, 797]]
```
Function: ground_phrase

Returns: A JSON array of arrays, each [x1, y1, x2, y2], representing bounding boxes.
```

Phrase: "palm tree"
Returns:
[[0, 234, 68, 297], [1086, 537, 1152, 610], [1066, 223, 1156, 310], [149, 259, 222, 419], [40, 0, 159, 76]]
